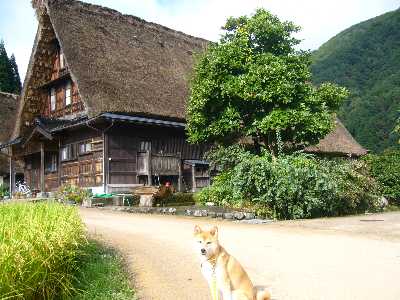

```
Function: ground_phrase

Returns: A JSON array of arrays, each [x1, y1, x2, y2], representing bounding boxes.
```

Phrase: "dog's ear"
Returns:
[[210, 226, 218, 237], [194, 225, 202, 234]]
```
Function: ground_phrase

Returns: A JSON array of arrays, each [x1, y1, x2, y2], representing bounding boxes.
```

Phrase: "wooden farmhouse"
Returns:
[[2, 0, 211, 195], [0, 0, 367, 196]]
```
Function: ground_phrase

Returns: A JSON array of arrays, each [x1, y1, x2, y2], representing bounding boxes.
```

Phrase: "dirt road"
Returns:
[[80, 209, 400, 300]]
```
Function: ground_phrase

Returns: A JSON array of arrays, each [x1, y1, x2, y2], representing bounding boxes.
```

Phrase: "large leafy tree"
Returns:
[[0, 40, 22, 94], [187, 9, 348, 155]]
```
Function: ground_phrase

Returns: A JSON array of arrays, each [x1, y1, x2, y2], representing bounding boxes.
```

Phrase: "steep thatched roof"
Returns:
[[0, 92, 19, 174], [15, 0, 208, 139], [305, 118, 367, 157]]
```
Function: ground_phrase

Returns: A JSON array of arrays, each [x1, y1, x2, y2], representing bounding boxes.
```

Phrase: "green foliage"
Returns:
[[72, 241, 135, 300], [311, 9, 400, 152], [56, 184, 91, 204], [197, 150, 380, 219], [0, 184, 8, 199], [0, 202, 86, 299], [0, 40, 21, 94], [160, 193, 195, 206], [187, 9, 348, 154], [363, 150, 400, 204]]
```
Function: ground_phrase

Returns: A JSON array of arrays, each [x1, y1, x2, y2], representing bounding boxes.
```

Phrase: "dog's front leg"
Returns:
[[221, 286, 233, 300]]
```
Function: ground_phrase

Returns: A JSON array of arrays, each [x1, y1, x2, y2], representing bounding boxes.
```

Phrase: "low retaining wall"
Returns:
[[96, 205, 272, 224]]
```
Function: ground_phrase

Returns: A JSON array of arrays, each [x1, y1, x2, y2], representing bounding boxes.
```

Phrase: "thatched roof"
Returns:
[[0, 92, 19, 174], [15, 0, 208, 138], [305, 118, 367, 157]]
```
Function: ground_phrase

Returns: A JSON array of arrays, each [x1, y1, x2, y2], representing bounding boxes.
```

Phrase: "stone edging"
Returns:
[[96, 206, 273, 224]]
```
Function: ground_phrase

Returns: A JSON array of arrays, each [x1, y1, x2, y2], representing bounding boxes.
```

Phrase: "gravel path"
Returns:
[[80, 209, 400, 300]]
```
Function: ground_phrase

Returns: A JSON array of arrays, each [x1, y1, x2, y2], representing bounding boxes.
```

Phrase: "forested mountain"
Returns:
[[0, 40, 21, 94], [311, 8, 400, 153]]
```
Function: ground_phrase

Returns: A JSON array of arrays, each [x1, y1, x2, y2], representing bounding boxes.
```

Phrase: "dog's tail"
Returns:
[[256, 288, 271, 300]]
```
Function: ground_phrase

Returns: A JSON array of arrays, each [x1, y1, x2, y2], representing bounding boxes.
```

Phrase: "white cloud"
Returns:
[[0, 0, 398, 81]]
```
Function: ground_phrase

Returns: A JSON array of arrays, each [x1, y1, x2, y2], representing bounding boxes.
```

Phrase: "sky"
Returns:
[[0, 0, 398, 81]]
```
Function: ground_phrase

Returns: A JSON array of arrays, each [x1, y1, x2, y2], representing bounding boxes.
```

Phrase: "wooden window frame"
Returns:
[[65, 81, 72, 107], [50, 88, 56, 111], [78, 140, 92, 155], [60, 144, 77, 162]]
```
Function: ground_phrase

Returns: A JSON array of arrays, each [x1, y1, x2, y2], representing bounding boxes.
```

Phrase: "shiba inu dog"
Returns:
[[194, 225, 271, 300]]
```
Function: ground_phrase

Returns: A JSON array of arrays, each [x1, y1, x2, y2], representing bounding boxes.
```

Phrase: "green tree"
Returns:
[[9, 54, 22, 93], [0, 40, 21, 94], [187, 9, 348, 155], [0, 40, 14, 93]]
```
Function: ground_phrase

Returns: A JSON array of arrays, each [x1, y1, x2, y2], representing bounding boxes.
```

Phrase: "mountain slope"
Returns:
[[311, 8, 400, 152]]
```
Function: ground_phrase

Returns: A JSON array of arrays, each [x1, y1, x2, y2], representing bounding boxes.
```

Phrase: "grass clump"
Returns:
[[73, 241, 135, 300], [0, 202, 86, 299]]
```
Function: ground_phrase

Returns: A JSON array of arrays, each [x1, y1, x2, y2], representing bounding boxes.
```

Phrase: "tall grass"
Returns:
[[0, 202, 86, 299]]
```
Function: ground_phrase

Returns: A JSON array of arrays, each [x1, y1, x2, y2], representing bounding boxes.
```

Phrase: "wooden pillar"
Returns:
[[103, 133, 109, 193], [40, 143, 45, 193], [147, 150, 152, 186], [178, 157, 182, 192], [191, 165, 196, 193], [9, 155, 15, 197], [58, 139, 62, 188]]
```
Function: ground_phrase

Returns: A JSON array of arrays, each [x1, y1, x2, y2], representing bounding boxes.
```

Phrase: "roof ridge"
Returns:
[[48, 0, 209, 46], [0, 91, 19, 99]]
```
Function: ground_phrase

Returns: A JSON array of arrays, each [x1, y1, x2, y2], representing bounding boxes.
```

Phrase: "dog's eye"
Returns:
[[198, 241, 202, 244], [206, 242, 212, 245]]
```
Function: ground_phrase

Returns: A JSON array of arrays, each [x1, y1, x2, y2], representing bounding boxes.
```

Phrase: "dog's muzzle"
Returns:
[[201, 248, 206, 255]]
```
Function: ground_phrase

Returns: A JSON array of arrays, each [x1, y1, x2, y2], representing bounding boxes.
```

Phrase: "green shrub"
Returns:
[[0, 202, 86, 299], [56, 184, 91, 204], [363, 150, 400, 204], [0, 184, 8, 199], [197, 151, 381, 219]]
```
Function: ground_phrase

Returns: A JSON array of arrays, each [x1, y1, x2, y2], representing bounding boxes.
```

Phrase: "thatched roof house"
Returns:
[[0, 92, 19, 175], [306, 118, 367, 157], [15, 0, 208, 139]]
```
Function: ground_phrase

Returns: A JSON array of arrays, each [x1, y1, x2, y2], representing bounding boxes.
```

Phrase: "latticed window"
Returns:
[[65, 82, 71, 106], [50, 88, 56, 111], [59, 51, 65, 69], [61, 144, 76, 161], [78, 141, 92, 155]]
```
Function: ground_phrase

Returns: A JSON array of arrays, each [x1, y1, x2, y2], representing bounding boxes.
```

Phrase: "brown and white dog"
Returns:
[[194, 225, 271, 300]]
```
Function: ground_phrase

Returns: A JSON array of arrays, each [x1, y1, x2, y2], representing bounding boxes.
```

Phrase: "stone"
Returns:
[[205, 202, 215, 206], [234, 212, 245, 220], [216, 212, 224, 218], [168, 208, 177, 214], [201, 210, 208, 217], [193, 210, 203, 217], [240, 219, 273, 224], [244, 212, 256, 220], [208, 211, 217, 218], [139, 194, 154, 207], [186, 209, 193, 216], [223, 213, 234, 219]]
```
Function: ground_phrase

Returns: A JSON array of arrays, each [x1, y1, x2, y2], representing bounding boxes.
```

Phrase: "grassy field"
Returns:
[[0, 202, 135, 300], [73, 241, 135, 300]]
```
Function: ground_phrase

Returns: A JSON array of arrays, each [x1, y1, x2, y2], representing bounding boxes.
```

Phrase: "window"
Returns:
[[78, 141, 92, 155], [65, 82, 71, 106], [61, 144, 76, 161], [45, 154, 58, 173], [50, 88, 56, 111], [140, 141, 151, 152], [59, 51, 65, 69]]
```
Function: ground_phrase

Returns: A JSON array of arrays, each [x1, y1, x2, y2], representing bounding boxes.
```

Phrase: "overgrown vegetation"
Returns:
[[72, 241, 135, 300], [0, 184, 8, 199], [311, 8, 400, 152], [187, 9, 348, 155], [363, 150, 400, 205], [56, 184, 91, 204], [197, 146, 381, 219], [0, 202, 86, 299]]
